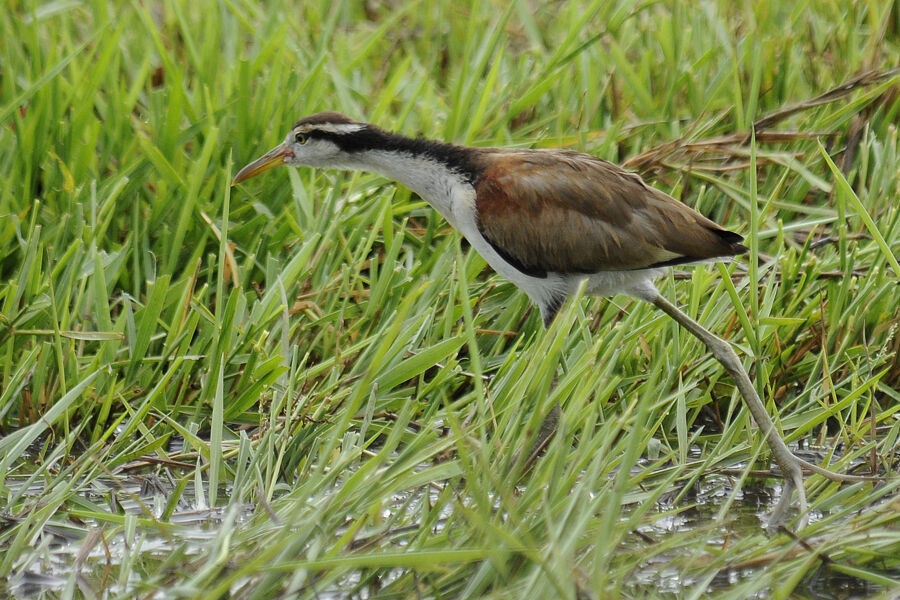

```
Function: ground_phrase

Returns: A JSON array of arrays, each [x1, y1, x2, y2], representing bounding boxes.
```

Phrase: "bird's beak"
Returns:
[[232, 143, 294, 185]]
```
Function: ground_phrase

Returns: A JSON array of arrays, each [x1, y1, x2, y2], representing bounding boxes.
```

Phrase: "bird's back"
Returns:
[[471, 148, 747, 277]]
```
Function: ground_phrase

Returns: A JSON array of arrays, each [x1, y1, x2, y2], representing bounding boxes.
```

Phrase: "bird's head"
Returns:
[[232, 111, 369, 184]]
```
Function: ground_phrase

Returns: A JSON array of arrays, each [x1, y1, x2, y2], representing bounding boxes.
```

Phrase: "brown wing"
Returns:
[[474, 150, 746, 276]]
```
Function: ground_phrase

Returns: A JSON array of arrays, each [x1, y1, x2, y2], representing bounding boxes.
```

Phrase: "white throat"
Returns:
[[342, 150, 471, 227]]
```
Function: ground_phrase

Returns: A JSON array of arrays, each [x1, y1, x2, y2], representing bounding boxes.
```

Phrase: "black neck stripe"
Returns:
[[310, 126, 483, 183]]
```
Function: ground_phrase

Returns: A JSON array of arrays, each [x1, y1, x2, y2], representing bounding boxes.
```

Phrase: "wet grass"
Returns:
[[1, 0, 899, 598]]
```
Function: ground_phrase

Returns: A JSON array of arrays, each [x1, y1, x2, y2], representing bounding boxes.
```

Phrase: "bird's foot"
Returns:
[[796, 456, 879, 482]]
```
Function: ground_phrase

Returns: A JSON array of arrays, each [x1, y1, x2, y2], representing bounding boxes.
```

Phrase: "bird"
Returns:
[[233, 111, 863, 526]]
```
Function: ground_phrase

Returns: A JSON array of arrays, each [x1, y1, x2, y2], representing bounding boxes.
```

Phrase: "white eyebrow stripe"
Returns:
[[297, 123, 366, 134]]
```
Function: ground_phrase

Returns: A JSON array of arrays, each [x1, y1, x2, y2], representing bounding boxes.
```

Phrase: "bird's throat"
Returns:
[[345, 148, 475, 226]]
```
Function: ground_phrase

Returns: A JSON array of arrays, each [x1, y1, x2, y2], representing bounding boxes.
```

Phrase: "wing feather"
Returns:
[[474, 150, 746, 275]]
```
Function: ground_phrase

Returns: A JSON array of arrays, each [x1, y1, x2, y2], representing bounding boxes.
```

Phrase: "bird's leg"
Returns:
[[509, 402, 562, 481], [650, 294, 872, 470], [649, 293, 809, 527], [648, 292, 878, 526]]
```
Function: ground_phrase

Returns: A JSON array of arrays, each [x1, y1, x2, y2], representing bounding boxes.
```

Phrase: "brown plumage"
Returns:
[[473, 150, 747, 277], [293, 111, 359, 128]]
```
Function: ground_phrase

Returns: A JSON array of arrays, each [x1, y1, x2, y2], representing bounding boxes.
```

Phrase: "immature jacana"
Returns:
[[234, 112, 860, 526]]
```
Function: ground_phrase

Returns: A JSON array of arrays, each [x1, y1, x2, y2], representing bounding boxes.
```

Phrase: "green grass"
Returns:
[[1, 0, 899, 598]]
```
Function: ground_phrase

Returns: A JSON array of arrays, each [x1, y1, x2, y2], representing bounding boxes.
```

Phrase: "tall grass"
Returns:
[[1, 1, 898, 598]]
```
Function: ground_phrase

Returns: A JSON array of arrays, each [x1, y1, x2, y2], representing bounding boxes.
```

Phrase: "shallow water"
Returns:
[[625, 474, 887, 600], [1, 448, 890, 599]]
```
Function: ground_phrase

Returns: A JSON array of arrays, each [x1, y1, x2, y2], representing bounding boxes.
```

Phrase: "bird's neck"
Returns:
[[337, 130, 482, 222], [351, 149, 463, 201]]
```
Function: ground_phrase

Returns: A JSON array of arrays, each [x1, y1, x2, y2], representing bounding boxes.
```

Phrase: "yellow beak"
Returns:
[[232, 143, 294, 185]]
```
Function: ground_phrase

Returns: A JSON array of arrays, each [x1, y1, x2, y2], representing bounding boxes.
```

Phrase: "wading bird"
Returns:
[[233, 112, 861, 526]]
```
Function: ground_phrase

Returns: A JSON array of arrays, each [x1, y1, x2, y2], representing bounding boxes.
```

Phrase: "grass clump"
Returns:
[[1, 1, 898, 598]]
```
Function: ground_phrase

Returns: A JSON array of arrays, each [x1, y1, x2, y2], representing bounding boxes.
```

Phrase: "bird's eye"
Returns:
[[295, 132, 308, 145]]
